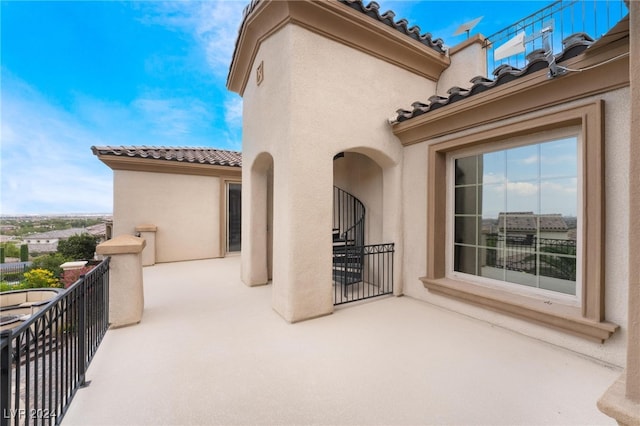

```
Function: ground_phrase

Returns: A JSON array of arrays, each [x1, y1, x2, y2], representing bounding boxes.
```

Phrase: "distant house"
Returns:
[[24, 228, 89, 254]]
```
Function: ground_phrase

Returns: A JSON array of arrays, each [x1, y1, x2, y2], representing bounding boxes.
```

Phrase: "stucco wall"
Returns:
[[241, 23, 438, 319], [112, 170, 221, 263], [437, 37, 487, 97], [401, 87, 630, 366]]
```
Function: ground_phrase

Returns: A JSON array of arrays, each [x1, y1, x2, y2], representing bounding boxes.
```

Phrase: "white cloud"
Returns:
[[137, 1, 246, 76], [132, 96, 213, 138], [506, 181, 538, 196], [1, 76, 113, 214], [224, 96, 243, 128]]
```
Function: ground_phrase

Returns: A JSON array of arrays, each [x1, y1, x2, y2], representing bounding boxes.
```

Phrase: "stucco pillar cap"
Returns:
[[96, 235, 146, 255], [135, 224, 158, 232], [60, 261, 88, 270]]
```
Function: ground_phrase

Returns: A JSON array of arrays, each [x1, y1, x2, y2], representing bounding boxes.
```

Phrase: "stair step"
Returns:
[[333, 255, 362, 264], [333, 240, 355, 248], [332, 269, 362, 285]]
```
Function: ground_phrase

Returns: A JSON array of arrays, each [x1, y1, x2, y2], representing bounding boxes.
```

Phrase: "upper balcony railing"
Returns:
[[483, 0, 629, 76]]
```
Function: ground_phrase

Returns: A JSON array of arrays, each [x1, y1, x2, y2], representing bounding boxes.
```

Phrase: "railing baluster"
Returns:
[[0, 332, 10, 426], [78, 277, 86, 388]]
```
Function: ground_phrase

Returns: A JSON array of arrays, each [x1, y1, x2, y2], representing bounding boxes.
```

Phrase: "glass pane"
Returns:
[[506, 180, 539, 213], [455, 156, 477, 185], [505, 269, 537, 288], [480, 232, 499, 250], [455, 216, 478, 245], [539, 275, 576, 295], [506, 144, 538, 181], [538, 251, 576, 279], [481, 183, 505, 220], [454, 245, 476, 275], [479, 247, 503, 280], [541, 137, 577, 179], [455, 186, 477, 215], [227, 183, 242, 252], [482, 150, 506, 184], [540, 178, 577, 216]]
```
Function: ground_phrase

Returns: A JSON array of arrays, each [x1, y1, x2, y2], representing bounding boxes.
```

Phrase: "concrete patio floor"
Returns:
[[62, 257, 620, 425]]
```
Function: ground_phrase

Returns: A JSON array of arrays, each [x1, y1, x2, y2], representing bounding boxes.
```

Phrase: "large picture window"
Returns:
[[452, 137, 578, 297], [422, 102, 618, 342]]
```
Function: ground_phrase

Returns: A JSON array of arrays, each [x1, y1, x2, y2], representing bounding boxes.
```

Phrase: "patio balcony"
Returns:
[[62, 257, 620, 425]]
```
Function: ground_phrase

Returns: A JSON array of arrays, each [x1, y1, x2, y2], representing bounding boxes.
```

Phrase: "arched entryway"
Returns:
[[332, 150, 398, 304]]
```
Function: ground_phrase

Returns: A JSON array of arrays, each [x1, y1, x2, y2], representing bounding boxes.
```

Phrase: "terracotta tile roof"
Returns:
[[229, 0, 446, 76], [394, 32, 595, 123], [338, 0, 446, 53], [497, 212, 569, 233], [91, 146, 242, 168]]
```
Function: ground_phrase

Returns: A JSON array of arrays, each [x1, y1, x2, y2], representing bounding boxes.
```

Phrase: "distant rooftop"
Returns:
[[91, 146, 242, 168], [497, 212, 569, 233], [24, 228, 88, 240]]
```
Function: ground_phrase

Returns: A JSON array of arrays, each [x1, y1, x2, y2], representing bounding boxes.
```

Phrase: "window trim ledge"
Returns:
[[421, 276, 619, 343]]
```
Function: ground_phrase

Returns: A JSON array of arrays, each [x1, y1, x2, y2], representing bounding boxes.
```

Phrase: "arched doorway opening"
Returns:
[[332, 150, 397, 304]]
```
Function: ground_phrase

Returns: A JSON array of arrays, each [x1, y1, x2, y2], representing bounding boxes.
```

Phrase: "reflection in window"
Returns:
[[453, 137, 578, 295]]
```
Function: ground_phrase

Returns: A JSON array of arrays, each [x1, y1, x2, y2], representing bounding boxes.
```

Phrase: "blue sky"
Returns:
[[0, 0, 625, 215]]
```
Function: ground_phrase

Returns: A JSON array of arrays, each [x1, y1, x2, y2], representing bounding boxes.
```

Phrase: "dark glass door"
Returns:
[[227, 183, 242, 252]]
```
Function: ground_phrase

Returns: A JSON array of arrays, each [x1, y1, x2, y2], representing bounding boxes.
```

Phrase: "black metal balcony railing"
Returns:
[[483, 0, 628, 76], [0, 257, 110, 426], [484, 234, 576, 281]]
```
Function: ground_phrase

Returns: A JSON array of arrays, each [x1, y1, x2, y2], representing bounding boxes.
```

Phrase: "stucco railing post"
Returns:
[[135, 224, 157, 266], [96, 235, 146, 328]]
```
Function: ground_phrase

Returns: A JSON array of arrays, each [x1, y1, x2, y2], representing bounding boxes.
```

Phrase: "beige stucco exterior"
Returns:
[[112, 170, 222, 263], [437, 35, 487, 97], [228, 0, 633, 368], [239, 19, 441, 321]]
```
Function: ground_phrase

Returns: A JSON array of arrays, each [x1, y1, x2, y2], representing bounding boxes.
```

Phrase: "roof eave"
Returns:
[[226, 0, 450, 96], [95, 155, 242, 178]]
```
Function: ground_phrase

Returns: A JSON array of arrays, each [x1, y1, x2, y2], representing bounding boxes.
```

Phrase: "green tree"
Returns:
[[31, 253, 70, 278], [20, 244, 29, 261], [57, 233, 98, 260], [0, 242, 20, 258]]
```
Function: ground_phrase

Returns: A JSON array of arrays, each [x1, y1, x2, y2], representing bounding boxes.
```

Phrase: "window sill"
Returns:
[[421, 276, 618, 343]]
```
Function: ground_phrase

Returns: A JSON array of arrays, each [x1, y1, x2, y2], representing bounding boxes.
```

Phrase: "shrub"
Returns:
[[22, 268, 62, 289], [0, 281, 29, 292], [31, 253, 70, 278]]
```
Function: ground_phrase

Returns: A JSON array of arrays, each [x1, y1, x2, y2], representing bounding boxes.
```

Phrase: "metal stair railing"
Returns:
[[332, 187, 365, 295]]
